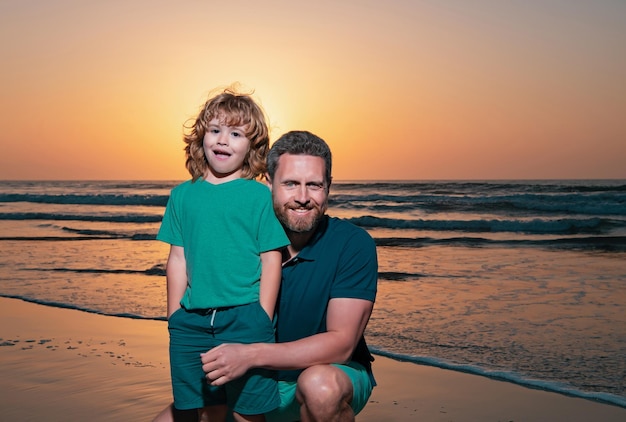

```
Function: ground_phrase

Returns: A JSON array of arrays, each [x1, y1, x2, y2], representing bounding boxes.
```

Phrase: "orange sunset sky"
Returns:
[[1, 0, 625, 181]]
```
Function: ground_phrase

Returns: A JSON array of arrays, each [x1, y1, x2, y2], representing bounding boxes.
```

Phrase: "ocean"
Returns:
[[1, 179, 625, 408]]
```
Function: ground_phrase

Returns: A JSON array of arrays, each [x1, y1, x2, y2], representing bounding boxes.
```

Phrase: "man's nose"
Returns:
[[293, 185, 310, 204]]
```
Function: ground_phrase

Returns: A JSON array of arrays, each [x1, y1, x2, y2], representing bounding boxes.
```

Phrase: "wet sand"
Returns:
[[1, 297, 624, 421]]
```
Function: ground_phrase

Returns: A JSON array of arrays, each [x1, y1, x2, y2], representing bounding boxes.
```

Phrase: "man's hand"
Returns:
[[201, 343, 255, 386]]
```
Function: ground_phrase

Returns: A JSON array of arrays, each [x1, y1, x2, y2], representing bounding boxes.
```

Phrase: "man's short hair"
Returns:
[[267, 131, 332, 184]]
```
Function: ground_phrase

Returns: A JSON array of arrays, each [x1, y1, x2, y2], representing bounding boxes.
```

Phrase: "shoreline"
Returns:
[[1, 297, 625, 421]]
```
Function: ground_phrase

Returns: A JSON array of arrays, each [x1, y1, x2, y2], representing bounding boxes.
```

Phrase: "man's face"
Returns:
[[269, 154, 329, 233]]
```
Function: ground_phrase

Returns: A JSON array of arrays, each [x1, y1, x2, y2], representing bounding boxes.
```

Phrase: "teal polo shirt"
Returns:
[[275, 215, 378, 382]]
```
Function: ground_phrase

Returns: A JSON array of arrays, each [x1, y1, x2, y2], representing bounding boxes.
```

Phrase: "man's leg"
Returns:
[[295, 365, 355, 422], [265, 362, 372, 422]]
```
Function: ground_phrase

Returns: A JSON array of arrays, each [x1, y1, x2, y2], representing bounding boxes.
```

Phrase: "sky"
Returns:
[[1, 0, 625, 181]]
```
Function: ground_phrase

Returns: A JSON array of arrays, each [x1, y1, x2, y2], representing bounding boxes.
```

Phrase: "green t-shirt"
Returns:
[[157, 178, 289, 309]]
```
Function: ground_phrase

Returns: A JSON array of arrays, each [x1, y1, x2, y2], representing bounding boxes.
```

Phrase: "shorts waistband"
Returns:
[[182, 305, 236, 316]]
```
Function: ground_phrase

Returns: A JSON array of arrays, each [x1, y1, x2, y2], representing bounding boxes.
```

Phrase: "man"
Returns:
[[154, 130, 378, 422]]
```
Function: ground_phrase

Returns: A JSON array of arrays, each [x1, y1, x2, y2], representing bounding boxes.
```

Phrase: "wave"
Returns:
[[369, 347, 626, 409], [374, 235, 626, 252], [22, 264, 166, 276], [22, 266, 431, 282], [0, 294, 166, 321], [4, 228, 625, 253], [378, 271, 426, 281], [334, 180, 626, 195], [3, 181, 625, 218], [10, 264, 459, 284], [331, 192, 626, 217], [0, 212, 162, 223], [2, 211, 623, 238], [0, 193, 169, 206], [350, 216, 623, 235]]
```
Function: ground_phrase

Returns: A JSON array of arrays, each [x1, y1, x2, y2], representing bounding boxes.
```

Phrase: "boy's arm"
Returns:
[[165, 245, 187, 318], [258, 249, 282, 318]]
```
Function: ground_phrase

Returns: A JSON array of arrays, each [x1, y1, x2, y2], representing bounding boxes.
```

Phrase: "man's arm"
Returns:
[[165, 245, 187, 318], [201, 296, 373, 386]]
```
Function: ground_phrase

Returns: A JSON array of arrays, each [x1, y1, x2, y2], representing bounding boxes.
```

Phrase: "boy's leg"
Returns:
[[152, 404, 228, 422], [200, 405, 228, 422], [221, 303, 279, 416], [152, 404, 198, 422], [169, 308, 226, 410]]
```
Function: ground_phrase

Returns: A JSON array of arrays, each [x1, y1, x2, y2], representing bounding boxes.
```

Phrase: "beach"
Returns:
[[1, 179, 625, 417], [1, 297, 624, 421]]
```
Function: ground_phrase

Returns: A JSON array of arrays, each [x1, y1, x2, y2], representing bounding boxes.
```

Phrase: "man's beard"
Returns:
[[274, 202, 324, 233]]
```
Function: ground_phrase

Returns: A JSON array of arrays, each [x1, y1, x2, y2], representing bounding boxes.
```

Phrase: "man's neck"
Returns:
[[285, 230, 314, 259]]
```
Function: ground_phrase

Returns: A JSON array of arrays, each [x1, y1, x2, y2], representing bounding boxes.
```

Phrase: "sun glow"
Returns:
[[1, 1, 625, 180]]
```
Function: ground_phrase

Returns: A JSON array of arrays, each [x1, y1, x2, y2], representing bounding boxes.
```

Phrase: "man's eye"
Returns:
[[308, 184, 324, 191], [284, 182, 297, 189]]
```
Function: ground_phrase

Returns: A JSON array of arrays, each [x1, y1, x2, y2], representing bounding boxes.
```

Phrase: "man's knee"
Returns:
[[296, 365, 353, 407]]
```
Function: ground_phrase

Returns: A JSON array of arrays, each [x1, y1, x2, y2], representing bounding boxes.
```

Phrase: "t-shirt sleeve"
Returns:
[[331, 227, 378, 302], [156, 188, 183, 246], [257, 189, 289, 252]]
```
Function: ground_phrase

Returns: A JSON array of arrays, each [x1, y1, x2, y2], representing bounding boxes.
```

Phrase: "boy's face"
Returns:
[[268, 153, 328, 233], [203, 118, 250, 183]]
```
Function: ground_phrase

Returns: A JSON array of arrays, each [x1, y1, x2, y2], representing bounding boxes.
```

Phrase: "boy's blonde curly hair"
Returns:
[[183, 87, 269, 181]]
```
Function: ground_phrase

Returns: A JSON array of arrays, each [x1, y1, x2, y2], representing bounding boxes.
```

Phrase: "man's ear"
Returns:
[[265, 173, 272, 189]]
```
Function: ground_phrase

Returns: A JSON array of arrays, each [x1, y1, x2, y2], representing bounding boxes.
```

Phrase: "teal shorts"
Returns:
[[265, 361, 374, 422], [168, 302, 279, 415]]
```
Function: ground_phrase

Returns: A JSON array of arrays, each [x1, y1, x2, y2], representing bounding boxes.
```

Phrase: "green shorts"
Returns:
[[168, 302, 278, 415], [265, 361, 374, 422]]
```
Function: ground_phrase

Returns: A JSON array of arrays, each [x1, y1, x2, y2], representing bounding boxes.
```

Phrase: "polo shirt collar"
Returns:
[[283, 215, 329, 266]]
